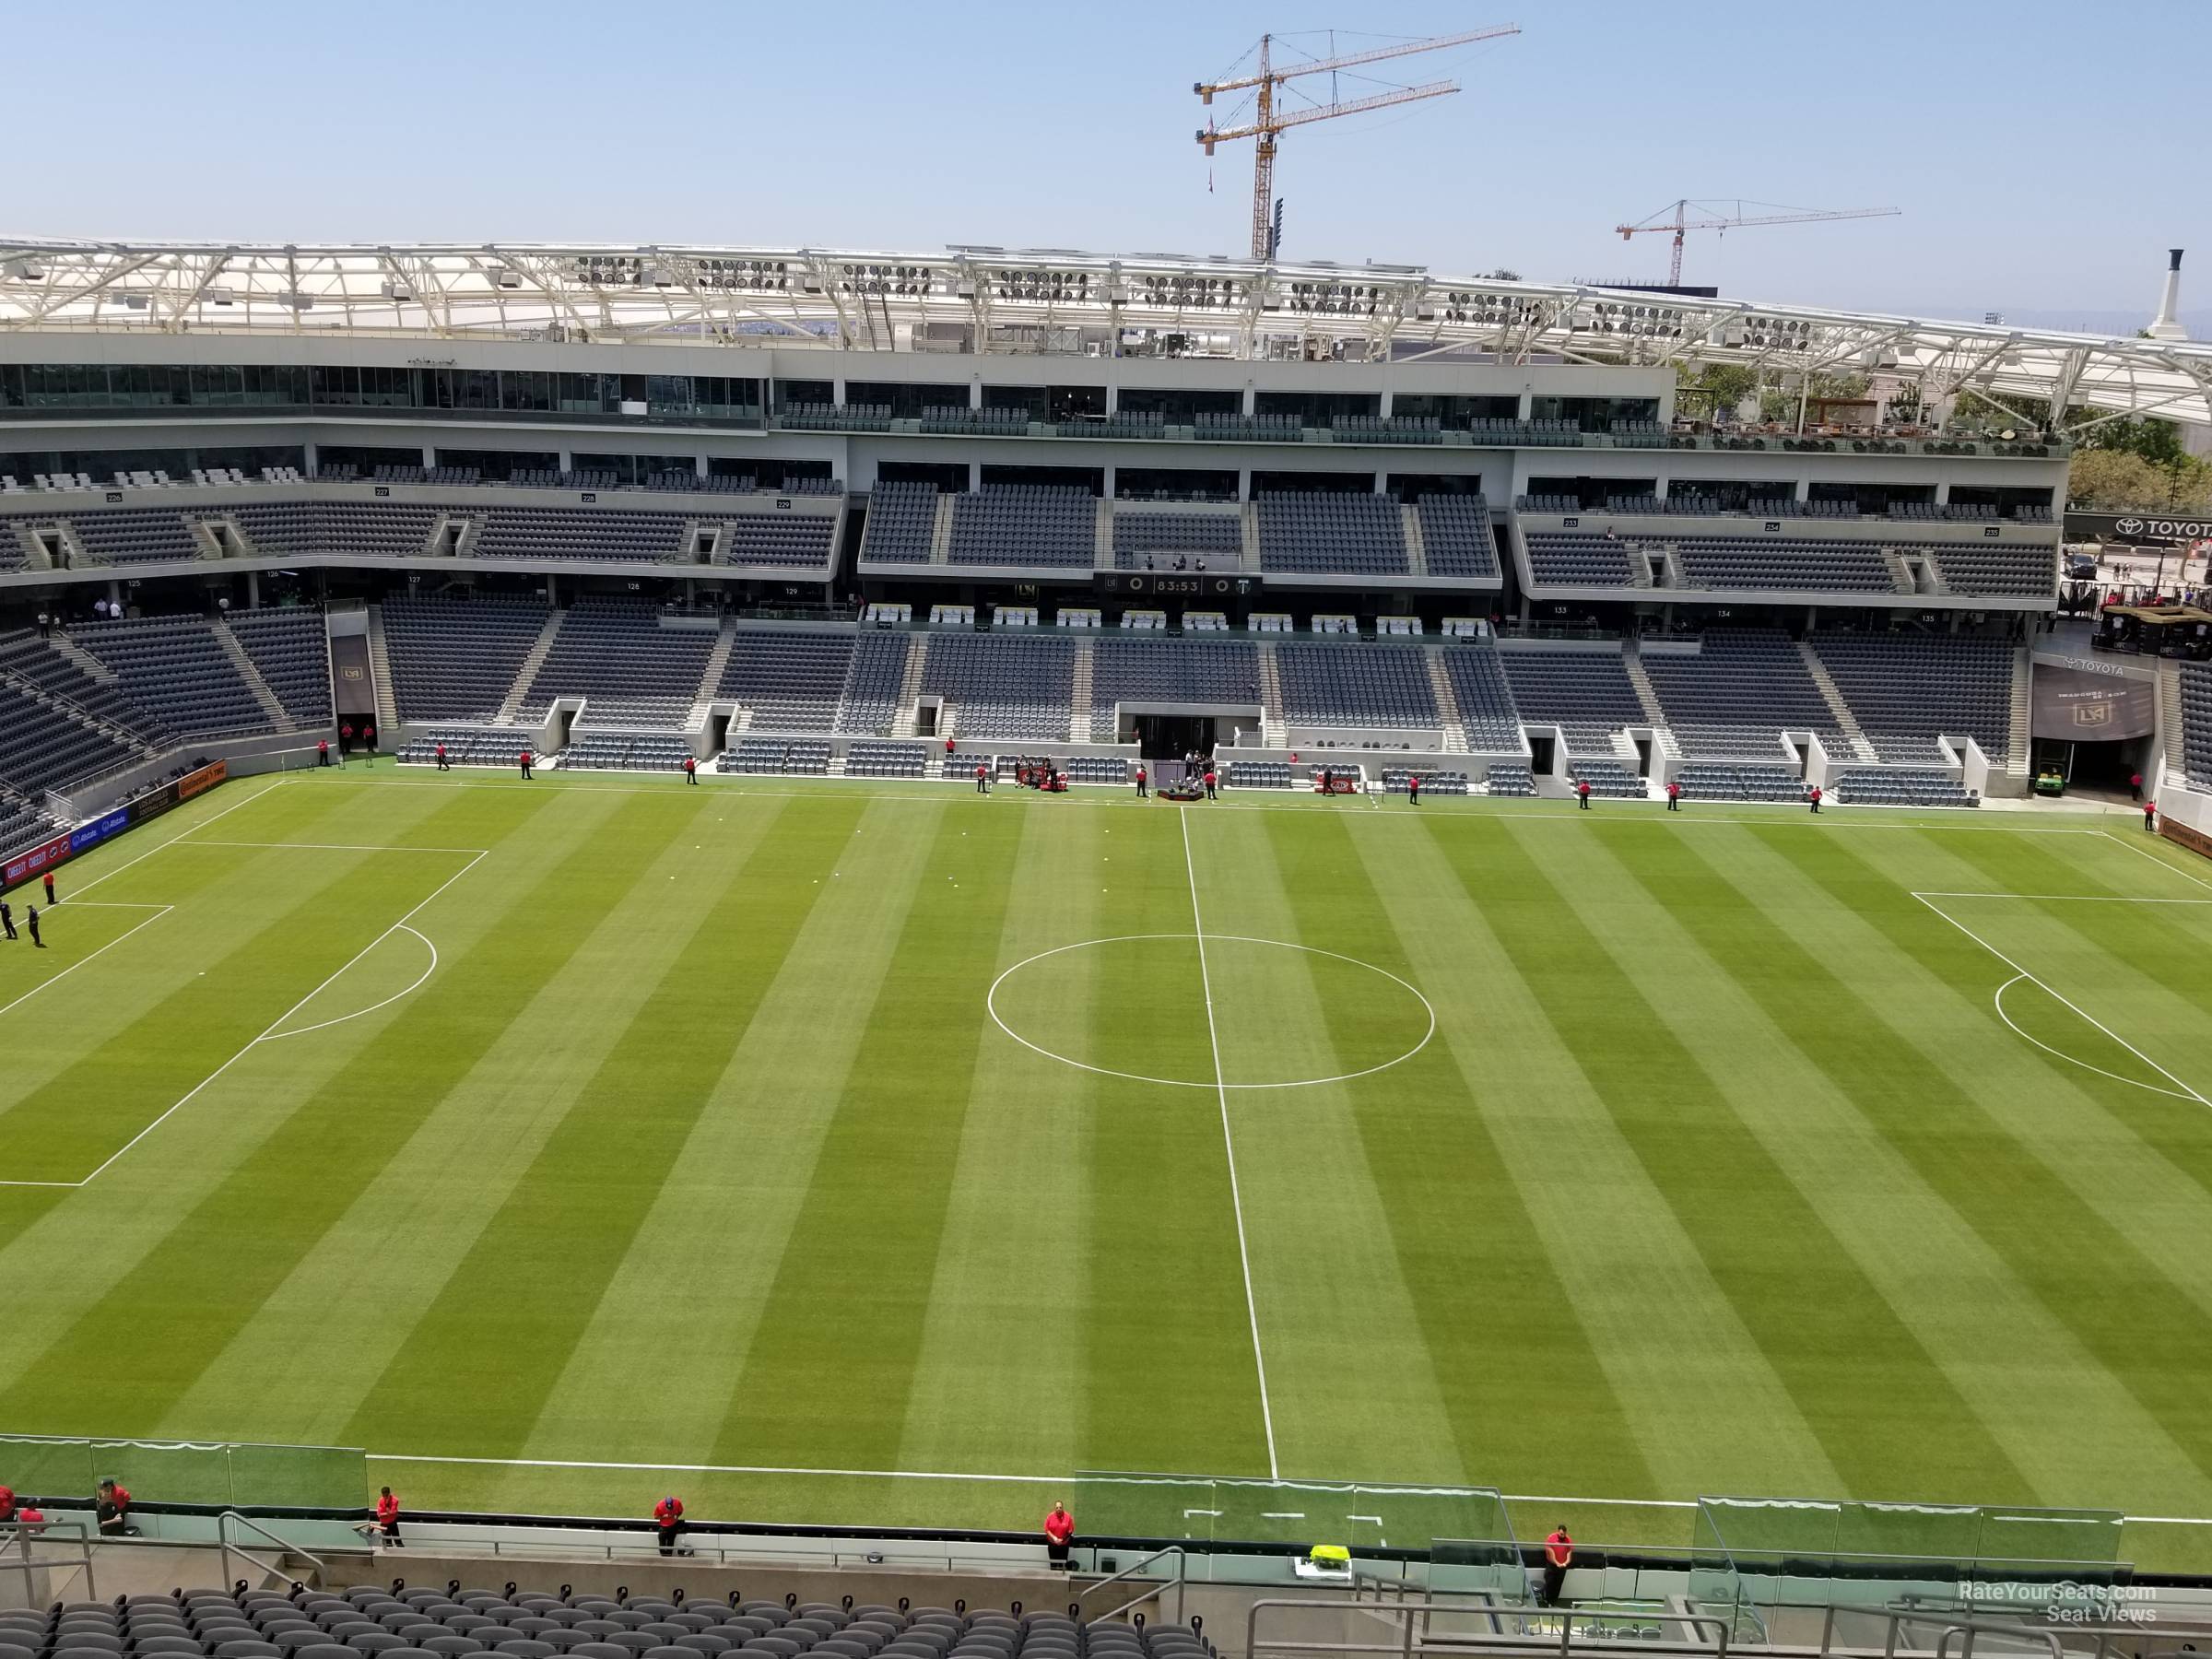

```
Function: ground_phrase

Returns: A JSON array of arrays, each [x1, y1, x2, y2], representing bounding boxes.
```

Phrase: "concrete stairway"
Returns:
[[1093, 500, 1114, 571], [929, 499, 955, 565], [1241, 502, 1262, 571], [1257, 641, 1286, 746], [49, 634, 119, 685], [1620, 640, 1668, 726], [2006, 644, 2032, 776], [1424, 650, 1468, 751], [364, 605, 400, 733], [1069, 636, 1096, 742], [495, 611, 566, 724], [213, 620, 294, 729], [2160, 658, 2188, 779], [890, 633, 931, 737], [1795, 641, 1877, 760], [1402, 505, 1430, 578]]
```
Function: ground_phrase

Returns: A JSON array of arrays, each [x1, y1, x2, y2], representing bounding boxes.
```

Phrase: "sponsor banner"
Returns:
[[70, 808, 130, 854], [2065, 511, 2212, 547], [2162, 817, 2212, 863], [3, 833, 74, 890], [4, 760, 227, 891], [2031, 665, 2158, 740]]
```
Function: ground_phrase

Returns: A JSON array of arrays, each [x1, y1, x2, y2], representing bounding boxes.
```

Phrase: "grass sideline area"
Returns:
[[5, 769, 2212, 1572]]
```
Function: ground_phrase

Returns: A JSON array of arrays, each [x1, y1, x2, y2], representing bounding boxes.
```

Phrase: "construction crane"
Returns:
[[1615, 199, 1900, 287], [1197, 26, 1519, 263]]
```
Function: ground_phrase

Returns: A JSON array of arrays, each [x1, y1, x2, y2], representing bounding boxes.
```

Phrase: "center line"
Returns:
[[1180, 804, 1280, 1481]]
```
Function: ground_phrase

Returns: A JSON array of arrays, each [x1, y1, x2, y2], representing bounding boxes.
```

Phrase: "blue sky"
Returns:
[[11, 0, 2206, 329]]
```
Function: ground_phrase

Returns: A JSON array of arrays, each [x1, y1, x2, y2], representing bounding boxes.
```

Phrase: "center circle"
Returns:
[[987, 934, 1435, 1090]]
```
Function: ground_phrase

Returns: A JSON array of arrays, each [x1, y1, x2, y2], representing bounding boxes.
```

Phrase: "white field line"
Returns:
[[2102, 827, 2212, 893], [1913, 891, 2212, 904], [262, 924, 439, 1042], [1993, 975, 2204, 1102], [1912, 891, 2212, 1110], [0, 844, 488, 1189], [64, 778, 293, 899], [342, 773, 2117, 833], [1180, 806, 1280, 1483], [362, 1446, 2212, 1527], [0, 903, 172, 1022]]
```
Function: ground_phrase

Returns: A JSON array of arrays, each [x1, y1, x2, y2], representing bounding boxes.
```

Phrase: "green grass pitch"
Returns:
[[5, 769, 2212, 1569]]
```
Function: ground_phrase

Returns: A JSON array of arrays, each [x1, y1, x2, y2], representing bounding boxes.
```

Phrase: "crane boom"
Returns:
[[1612, 198, 1901, 285], [1200, 81, 1458, 146], [1194, 25, 1518, 261], [1195, 25, 1519, 99]]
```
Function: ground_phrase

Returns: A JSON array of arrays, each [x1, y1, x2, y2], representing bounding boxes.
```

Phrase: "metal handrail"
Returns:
[[1928, 1618, 2064, 1659], [3, 1518, 97, 1604], [1246, 1597, 1736, 1659], [1077, 1543, 1187, 1625], [218, 1509, 332, 1589]]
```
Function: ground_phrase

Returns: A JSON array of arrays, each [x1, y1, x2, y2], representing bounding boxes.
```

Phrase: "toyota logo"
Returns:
[[2115, 518, 2144, 534]]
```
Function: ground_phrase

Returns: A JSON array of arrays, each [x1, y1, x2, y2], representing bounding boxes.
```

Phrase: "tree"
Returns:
[[2068, 447, 2212, 512]]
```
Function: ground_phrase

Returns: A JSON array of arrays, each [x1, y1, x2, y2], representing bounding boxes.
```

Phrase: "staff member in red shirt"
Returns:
[[1807, 784, 1823, 814], [1203, 767, 1218, 801], [653, 1494, 688, 1557], [96, 1477, 133, 1536], [975, 762, 990, 795], [2131, 770, 2144, 801], [435, 742, 450, 771], [1576, 780, 1591, 810], [1406, 773, 1421, 806], [1043, 1501, 1076, 1569], [318, 738, 331, 768], [1135, 765, 1147, 799], [683, 755, 699, 786], [519, 748, 534, 781], [2145, 798, 2158, 832], [1541, 1525, 1573, 1606], [373, 1485, 403, 1547], [1665, 780, 1680, 812]]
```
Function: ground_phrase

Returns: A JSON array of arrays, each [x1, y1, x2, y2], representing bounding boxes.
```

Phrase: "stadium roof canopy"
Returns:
[[5, 237, 2209, 431]]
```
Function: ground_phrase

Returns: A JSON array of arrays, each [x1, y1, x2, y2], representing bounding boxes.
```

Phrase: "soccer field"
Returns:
[[5, 770, 2212, 1565]]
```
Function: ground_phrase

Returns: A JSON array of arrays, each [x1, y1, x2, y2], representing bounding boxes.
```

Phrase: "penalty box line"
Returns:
[[1910, 889, 2212, 1110], [0, 840, 488, 1190]]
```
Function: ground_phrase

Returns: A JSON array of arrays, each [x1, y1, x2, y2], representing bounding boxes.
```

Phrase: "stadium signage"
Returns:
[[1098, 572, 1248, 597], [2, 761, 229, 892], [2162, 817, 2212, 864], [2065, 511, 2212, 546]]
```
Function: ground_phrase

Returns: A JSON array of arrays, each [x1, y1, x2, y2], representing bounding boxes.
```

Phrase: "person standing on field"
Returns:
[[1203, 766, 1218, 800], [1043, 1501, 1076, 1569], [0, 899, 14, 941], [2145, 798, 2158, 832], [1808, 784, 1822, 814], [1665, 779, 1680, 812], [1541, 1526, 1572, 1606], [1407, 773, 1420, 806], [975, 762, 990, 795], [1135, 764, 1147, 798], [1577, 779, 1591, 810], [435, 741, 449, 771], [2131, 770, 2143, 801], [318, 737, 331, 768], [519, 748, 534, 781], [25, 905, 42, 949], [42, 870, 55, 905], [683, 755, 698, 785], [653, 1494, 688, 1556]]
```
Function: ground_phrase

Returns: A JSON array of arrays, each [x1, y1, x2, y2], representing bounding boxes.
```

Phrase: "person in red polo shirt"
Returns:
[[975, 762, 990, 795], [1203, 767, 1218, 801], [653, 1493, 688, 1557], [519, 747, 534, 781], [683, 755, 698, 786], [1541, 1525, 1573, 1606], [1665, 779, 1680, 812], [0, 1486, 16, 1524], [373, 1485, 403, 1547], [317, 737, 330, 768], [96, 1477, 133, 1536], [1043, 1501, 1076, 1569], [1808, 784, 1823, 814], [435, 741, 449, 772], [2145, 798, 2158, 832], [1576, 780, 1591, 810], [1135, 764, 1147, 799]]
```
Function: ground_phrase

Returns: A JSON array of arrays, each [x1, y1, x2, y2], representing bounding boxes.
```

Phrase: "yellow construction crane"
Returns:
[[1615, 198, 1901, 287], [1197, 26, 1519, 263]]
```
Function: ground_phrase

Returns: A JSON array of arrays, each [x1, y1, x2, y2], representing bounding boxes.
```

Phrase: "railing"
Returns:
[[218, 1509, 331, 1590], [2, 1518, 96, 1606], [1078, 1543, 1188, 1625]]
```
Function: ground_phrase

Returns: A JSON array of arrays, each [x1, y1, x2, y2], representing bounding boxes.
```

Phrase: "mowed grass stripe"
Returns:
[[1197, 807, 1467, 1484], [1622, 826, 2212, 1506], [709, 804, 1023, 1469], [1408, 816, 1841, 1497], [0, 788, 656, 1437], [1934, 830, 2212, 1081], [894, 802, 1103, 1480], [479, 798, 940, 1505], [1527, 823, 2061, 1503], [1487, 816, 2015, 1499], [1077, 806, 1266, 1482], [1277, 809, 1658, 1493], [189, 796, 827, 1451], [1758, 829, 2212, 1328]]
